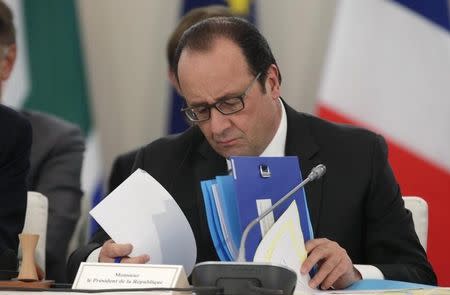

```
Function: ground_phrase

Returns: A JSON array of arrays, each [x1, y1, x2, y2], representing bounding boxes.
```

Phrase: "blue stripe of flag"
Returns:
[[391, 0, 450, 32], [89, 181, 105, 237]]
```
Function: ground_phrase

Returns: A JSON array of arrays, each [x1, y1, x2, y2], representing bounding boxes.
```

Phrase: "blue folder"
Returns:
[[230, 156, 314, 261], [215, 175, 240, 259], [200, 156, 314, 263], [200, 180, 229, 260]]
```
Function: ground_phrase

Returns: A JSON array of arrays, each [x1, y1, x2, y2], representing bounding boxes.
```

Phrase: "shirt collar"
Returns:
[[259, 98, 287, 157]]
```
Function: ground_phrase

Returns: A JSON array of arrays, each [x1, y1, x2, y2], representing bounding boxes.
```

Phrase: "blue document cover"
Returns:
[[200, 156, 314, 262], [230, 156, 313, 261], [215, 175, 240, 259], [201, 176, 240, 261], [200, 180, 229, 260]]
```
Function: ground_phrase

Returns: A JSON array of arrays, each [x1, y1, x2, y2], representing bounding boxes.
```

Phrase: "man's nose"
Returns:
[[209, 108, 231, 135]]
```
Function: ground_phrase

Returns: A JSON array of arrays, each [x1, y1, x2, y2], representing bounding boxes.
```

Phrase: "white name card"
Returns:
[[72, 262, 188, 290]]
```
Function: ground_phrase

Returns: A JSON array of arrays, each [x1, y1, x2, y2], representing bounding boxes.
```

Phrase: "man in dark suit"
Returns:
[[0, 1, 85, 282], [68, 17, 436, 287], [0, 105, 31, 272]]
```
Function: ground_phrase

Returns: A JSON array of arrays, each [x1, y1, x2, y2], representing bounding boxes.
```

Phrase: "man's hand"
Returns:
[[301, 238, 362, 290], [99, 240, 150, 264]]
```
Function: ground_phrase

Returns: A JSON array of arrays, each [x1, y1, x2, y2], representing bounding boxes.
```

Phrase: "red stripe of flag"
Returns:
[[317, 103, 450, 285]]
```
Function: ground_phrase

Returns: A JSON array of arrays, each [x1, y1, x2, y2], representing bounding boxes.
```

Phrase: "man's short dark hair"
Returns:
[[166, 5, 232, 72], [0, 0, 15, 46], [174, 16, 282, 88]]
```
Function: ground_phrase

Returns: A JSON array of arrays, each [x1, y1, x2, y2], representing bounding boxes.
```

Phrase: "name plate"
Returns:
[[72, 262, 188, 290]]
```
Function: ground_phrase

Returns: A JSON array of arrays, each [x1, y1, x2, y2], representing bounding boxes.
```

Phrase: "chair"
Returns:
[[19, 192, 48, 272], [402, 196, 428, 251]]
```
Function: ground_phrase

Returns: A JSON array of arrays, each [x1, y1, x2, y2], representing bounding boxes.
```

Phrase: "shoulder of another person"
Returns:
[[23, 110, 84, 149], [22, 110, 82, 136]]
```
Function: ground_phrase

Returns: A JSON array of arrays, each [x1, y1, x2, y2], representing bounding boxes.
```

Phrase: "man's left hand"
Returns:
[[301, 238, 362, 290]]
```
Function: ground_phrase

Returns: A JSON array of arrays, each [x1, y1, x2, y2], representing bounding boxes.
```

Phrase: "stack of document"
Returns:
[[90, 169, 197, 274], [200, 156, 314, 262]]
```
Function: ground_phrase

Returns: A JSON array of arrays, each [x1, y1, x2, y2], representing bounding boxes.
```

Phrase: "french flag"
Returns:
[[317, 1, 450, 285]]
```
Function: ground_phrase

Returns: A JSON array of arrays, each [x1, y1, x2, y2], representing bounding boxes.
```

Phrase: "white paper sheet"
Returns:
[[253, 200, 313, 294], [89, 169, 197, 275]]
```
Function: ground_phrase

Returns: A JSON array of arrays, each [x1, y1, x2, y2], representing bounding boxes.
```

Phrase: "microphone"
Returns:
[[236, 164, 326, 262], [192, 164, 326, 295]]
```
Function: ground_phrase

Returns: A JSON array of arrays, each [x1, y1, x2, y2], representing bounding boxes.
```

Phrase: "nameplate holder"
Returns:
[[72, 262, 188, 290]]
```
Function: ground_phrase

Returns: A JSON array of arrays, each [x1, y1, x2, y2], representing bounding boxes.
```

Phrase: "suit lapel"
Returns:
[[196, 137, 228, 179], [284, 103, 324, 235]]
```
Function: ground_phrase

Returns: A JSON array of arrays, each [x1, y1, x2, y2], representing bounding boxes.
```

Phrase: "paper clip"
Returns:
[[259, 164, 271, 178]]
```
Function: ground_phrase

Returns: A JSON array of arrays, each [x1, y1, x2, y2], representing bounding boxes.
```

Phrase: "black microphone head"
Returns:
[[307, 164, 326, 181]]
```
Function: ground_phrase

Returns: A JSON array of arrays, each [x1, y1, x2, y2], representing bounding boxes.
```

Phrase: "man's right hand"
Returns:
[[98, 239, 150, 263]]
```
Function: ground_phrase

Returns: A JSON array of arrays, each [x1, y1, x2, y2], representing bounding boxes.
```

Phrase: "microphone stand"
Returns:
[[237, 164, 326, 262], [191, 164, 326, 295]]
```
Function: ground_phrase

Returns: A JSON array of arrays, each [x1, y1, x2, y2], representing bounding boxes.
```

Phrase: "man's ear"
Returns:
[[168, 69, 182, 95], [1, 44, 17, 81], [265, 64, 281, 100]]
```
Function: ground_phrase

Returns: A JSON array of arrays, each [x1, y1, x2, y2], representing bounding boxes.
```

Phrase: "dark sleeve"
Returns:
[[0, 111, 31, 270], [66, 227, 111, 283], [365, 135, 436, 284], [66, 240, 102, 282]]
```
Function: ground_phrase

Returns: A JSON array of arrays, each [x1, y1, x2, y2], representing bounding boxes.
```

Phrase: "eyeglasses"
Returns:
[[181, 72, 261, 122]]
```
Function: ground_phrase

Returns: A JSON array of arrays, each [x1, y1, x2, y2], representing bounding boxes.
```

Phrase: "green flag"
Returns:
[[4, 0, 103, 236]]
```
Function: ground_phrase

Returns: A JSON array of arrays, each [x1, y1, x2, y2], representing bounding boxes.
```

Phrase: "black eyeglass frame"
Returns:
[[181, 72, 262, 122]]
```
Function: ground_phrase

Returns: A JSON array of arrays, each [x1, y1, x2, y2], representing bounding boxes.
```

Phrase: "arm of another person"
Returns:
[[0, 110, 31, 269], [33, 125, 84, 280]]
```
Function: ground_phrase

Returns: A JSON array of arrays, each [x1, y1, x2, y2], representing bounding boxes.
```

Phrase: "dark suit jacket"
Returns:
[[0, 105, 31, 271], [108, 149, 139, 193], [68, 103, 436, 284], [21, 110, 85, 283]]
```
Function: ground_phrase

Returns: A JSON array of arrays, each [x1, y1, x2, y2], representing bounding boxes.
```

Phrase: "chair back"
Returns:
[[403, 196, 428, 251], [19, 192, 48, 272]]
